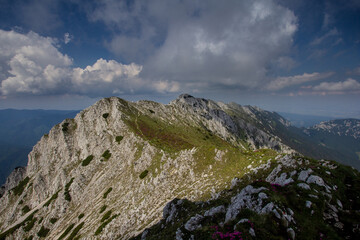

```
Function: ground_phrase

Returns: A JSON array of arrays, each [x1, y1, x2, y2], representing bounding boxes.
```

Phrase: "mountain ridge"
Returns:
[[0, 95, 359, 239]]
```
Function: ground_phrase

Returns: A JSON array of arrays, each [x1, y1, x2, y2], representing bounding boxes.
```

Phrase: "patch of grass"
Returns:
[[103, 187, 113, 199], [23, 217, 37, 232], [101, 150, 111, 161], [64, 178, 74, 202], [66, 222, 84, 240], [37, 226, 50, 238], [78, 213, 84, 219], [101, 210, 112, 222], [115, 136, 124, 143], [22, 205, 31, 214], [50, 218, 58, 224], [102, 113, 109, 119], [139, 170, 149, 179], [58, 223, 75, 240], [62, 122, 69, 132], [94, 214, 118, 236], [99, 205, 107, 214], [12, 176, 30, 196], [81, 155, 94, 166], [44, 190, 60, 207]]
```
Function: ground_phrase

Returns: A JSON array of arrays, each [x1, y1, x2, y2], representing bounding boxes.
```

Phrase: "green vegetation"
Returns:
[[44, 190, 60, 207], [64, 178, 74, 201], [58, 223, 75, 240], [99, 205, 107, 214], [78, 213, 84, 219], [66, 222, 84, 240], [37, 226, 50, 238], [102, 113, 109, 119], [24, 235, 33, 240], [23, 217, 37, 232], [12, 176, 30, 196], [139, 170, 149, 179], [50, 218, 58, 224], [19, 199, 23, 205], [62, 122, 69, 132], [22, 205, 31, 214], [95, 214, 118, 236], [81, 155, 94, 166], [101, 150, 111, 161], [103, 187, 113, 199], [101, 210, 112, 222], [115, 135, 124, 143], [0, 210, 38, 239]]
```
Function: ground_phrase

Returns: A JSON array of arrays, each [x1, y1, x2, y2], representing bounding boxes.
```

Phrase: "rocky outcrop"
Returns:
[[0, 167, 26, 197]]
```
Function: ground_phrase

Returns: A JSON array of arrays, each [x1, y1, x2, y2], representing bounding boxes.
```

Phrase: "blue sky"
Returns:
[[0, 0, 359, 118]]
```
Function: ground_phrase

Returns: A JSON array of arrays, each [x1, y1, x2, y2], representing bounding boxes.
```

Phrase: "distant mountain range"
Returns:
[[0, 95, 359, 239]]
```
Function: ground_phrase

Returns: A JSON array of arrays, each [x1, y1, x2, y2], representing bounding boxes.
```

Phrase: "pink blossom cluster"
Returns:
[[211, 226, 243, 240]]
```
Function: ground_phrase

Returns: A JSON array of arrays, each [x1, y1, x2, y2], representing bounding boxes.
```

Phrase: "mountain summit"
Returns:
[[0, 95, 359, 239]]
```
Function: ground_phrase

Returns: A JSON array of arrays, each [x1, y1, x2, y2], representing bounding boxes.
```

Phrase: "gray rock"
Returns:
[[184, 214, 204, 231], [298, 169, 313, 182], [1, 167, 26, 193], [141, 229, 149, 240], [306, 200, 312, 208], [175, 228, 184, 240], [249, 227, 256, 237], [163, 199, 184, 223], [297, 183, 310, 190], [204, 205, 225, 217], [287, 228, 296, 240]]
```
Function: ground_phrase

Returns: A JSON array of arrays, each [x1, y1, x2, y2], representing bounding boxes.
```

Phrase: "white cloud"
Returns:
[[64, 33, 73, 44], [313, 78, 360, 92], [267, 72, 335, 91], [0, 29, 178, 97], [89, 0, 298, 91]]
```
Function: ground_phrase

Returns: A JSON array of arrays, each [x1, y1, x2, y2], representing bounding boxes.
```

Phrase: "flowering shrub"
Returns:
[[211, 226, 243, 240]]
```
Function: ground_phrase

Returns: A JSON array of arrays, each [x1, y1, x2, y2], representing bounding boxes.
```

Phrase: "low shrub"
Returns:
[[81, 155, 94, 166], [102, 150, 111, 161], [37, 226, 50, 238], [103, 187, 113, 199], [23, 217, 37, 232], [50, 218, 58, 224], [115, 136, 124, 143], [62, 122, 69, 132], [13, 177, 30, 196], [99, 205, 107, 213], [67, 222, 84, 240], [101, 210, 112, 222], [78, 213, 84, 219], [58, 223, 75, 240], [22, 205, 31, 214], [102, 113, 109, 119], [139, 170, 149, 179]]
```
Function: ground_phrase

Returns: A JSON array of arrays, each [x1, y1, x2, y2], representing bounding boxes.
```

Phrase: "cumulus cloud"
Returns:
[[88, 0, 298, 91], [0, 29, 178, 97], [313, 78, 360, 92], [266, 72, 335, 91]]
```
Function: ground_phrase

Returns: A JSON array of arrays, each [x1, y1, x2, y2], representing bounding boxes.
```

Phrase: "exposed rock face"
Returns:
[[1, 95, 358, 240], [308, 119, 360, 139], [0, 167, 26, 197]]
